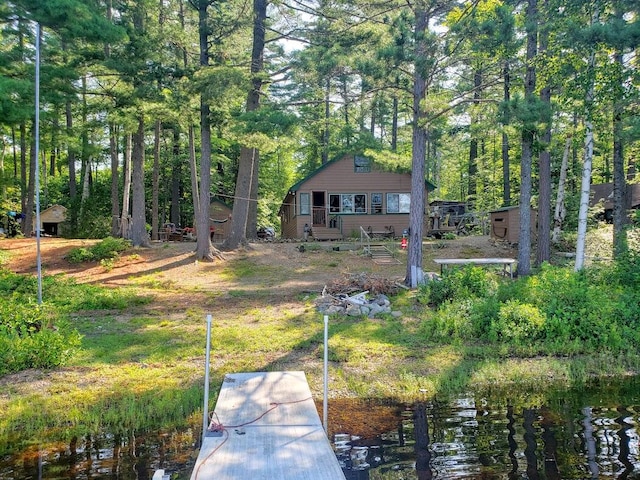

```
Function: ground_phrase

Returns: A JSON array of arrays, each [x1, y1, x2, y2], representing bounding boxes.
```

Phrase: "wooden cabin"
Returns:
[[590, 183, 640, 222], [489, 206, 537, 244], [279, 154, 435, 240]]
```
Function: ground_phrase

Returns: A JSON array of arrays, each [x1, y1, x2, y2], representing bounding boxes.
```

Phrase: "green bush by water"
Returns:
[[417, 259, 640, 354], [417, 265, 497, 307]]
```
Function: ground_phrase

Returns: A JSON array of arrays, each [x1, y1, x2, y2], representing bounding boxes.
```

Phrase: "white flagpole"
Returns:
[[35, 22, 42, 304]]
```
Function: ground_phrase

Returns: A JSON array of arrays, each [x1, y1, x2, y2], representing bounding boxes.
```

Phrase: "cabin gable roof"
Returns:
[[287, 154, 436, 193]]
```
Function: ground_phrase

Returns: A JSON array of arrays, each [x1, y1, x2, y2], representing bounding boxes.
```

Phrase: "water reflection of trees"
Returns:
[[336, 394, 640, 479]]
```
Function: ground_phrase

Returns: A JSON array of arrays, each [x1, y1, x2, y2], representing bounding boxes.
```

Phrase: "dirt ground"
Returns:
[[0, 235, 517, 316], [0, 234, 516, 360]]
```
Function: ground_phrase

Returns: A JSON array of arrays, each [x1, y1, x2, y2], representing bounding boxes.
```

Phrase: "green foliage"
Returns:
[[611, 251, 640, 289], [418, 261, 640, 354], [417, 266, 497, 307], [0, 320, 81, 375], [489, 300, 545, 343], [65, 247, 95, 263], [0, 272, 81, 375], [66, 237, 130, 264], [0, 266, 148, 375], [419, 299, 475, 342]]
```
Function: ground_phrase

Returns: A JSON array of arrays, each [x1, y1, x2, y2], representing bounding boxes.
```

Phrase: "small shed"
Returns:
[[39, 205, 67, 236], [489, 206, 537, 244], [209, 197, 232, 241]]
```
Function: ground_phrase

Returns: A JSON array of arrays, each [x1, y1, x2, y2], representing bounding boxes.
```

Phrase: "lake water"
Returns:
[[1, 377, 639, 479]]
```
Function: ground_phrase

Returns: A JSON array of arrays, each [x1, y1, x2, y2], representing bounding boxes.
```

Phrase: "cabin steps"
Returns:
[[312, 227, 343, 241], [368, 244, 401, 265]]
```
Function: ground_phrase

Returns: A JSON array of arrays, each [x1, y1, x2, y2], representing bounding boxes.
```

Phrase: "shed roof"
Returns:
[[489, 205, 521, 213]]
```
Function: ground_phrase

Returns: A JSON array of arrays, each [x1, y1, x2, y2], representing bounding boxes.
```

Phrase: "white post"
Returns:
[[35, 23, 42, 304], [323, 315, 329, 433], [202, 314, 212, 443]]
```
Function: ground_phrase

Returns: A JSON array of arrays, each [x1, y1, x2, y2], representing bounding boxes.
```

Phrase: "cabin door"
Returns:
[[312, 191, 326, 227]]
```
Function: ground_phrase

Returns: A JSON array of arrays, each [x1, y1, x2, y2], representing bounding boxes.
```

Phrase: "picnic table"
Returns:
[[433, 257, 517, 279]]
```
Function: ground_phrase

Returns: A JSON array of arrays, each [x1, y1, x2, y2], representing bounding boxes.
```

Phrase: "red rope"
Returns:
[[193, 396, 313, 479]]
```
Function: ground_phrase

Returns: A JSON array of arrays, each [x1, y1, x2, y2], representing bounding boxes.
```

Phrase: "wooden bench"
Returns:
[[367, 225, 395, 239], [433, 257, 517, 279]]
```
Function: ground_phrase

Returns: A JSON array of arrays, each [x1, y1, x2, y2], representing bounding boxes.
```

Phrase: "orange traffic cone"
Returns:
[[401, 237, 407, 249]]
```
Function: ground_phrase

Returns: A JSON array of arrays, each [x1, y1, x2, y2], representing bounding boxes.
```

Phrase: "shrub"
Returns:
[[469, 296, 500, 338], [91, 236, 130, 260], [417, 266, 497, 308], [0, 298, 81, 375], [418, 260, 639, 354], [420, 299, 475, 341], [66, 237, 130, 264], [612, 251, 640, 289], [0, 271, 85, 375], [489, 300, 545, 343], [66, 247, 94, 263]]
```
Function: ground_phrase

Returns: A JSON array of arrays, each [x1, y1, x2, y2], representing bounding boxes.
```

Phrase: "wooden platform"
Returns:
[[191, 371, 346, 480]]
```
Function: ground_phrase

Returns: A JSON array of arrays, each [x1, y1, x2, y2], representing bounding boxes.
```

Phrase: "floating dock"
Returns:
[[190, 371, 346, 480]]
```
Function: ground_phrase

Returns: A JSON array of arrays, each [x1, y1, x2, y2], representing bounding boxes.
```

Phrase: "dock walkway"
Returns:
[[191, 371, 346, 480]]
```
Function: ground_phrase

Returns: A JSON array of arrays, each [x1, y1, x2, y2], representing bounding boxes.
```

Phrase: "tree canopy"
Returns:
[[0, 0, 638, 271]]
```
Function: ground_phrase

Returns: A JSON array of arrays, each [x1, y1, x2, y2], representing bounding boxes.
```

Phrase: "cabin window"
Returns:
[[387, 193, 411, 213], [329, 194, 367, 214], [371, 193, 383, 214], [354, 155, 371, 173], [299, 193, 310, 215]]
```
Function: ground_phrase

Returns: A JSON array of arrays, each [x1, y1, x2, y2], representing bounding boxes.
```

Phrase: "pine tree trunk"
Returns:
[[405, 4, 428, 287], [612, 42, 627, 258], [189, 125, 200, 223], [536, 7, 551, 266], [225, 0, 267, 249], [391, 94, 398, 152], [226, 146, 257, 249], [467, 68, 481, 208], [501, 61, 511, 206], [196, 99, 214, 259], [121, 133, 132, 239], [195, 0, 215, 260], [79, 76, 90, 218], [65, 100, 76, 201], [322, 78, 330, 164], [24, 132, 36, 236], [171, 128, 182, 226], [517, 0, 537, 277], [110, 123, 120, 237], [151, 120, 161, 241], [20, 122, 27, 226], [131, 115, 149, 247]]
